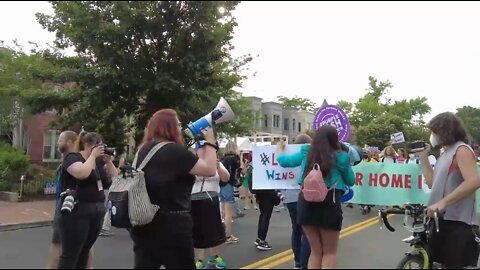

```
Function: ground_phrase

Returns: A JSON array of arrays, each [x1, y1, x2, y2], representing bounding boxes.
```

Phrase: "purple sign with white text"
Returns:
[[313, 105, 351, 142]]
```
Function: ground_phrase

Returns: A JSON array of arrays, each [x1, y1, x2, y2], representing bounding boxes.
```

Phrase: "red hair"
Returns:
[[144, 109, 184, 145]]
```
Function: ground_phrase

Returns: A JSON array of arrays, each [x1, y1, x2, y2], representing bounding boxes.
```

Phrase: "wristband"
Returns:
[[203, 142, 219, 151]]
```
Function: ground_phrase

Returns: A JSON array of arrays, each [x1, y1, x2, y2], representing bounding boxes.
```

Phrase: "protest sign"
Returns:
[[252, 144, 303, 190], [313, 105, 351, 142], [252, 146, 480, 210], [349, 163, 429, 205], [390, 132, 406, 144]]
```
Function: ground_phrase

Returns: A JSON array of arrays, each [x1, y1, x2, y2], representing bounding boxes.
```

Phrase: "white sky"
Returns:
[[2, 1, 480, 121]]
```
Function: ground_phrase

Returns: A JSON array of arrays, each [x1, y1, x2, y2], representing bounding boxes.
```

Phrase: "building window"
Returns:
[[284, 118, 289, 131], [298, 122, 302, 132], [292, 119, 296, 132], [264, 114, 268, 128], [43, 130, 61, 162], [273, 115, 280, 128]]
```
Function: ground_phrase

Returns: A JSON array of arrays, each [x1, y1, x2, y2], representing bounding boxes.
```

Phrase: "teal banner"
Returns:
[[350, 163, 480, 211]]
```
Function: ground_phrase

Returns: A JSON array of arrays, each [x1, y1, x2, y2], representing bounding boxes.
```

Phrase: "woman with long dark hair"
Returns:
[[297, 126, 355, 269], [129, 109, 218, 269]]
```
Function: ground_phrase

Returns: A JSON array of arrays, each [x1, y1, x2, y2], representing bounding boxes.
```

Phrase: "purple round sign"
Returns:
[[313, 105, 351, 142]]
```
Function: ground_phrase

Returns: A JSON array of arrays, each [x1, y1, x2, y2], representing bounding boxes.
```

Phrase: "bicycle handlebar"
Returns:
[[379, 209, 405, 232], [433, 209, 445, 233]]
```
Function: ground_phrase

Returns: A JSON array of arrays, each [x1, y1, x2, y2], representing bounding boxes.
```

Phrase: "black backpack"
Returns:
[[220, 155, 242, 187]]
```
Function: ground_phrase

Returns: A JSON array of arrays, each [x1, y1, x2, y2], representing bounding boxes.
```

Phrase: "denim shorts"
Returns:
[[220, 184, 235, 204]]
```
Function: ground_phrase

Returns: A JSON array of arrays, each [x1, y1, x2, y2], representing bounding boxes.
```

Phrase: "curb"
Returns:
[[0, 220, 53, 232]]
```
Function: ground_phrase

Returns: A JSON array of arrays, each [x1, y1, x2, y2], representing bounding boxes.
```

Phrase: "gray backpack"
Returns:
[[108, 142, 170, 228]]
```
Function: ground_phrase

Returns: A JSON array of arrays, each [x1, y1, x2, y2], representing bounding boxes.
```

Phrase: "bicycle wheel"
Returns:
[[396, 254, 426, 269]]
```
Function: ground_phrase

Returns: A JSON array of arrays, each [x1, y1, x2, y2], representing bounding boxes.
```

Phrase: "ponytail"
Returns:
[[76, 131, 87, 151], [77, 131, 102, 151]]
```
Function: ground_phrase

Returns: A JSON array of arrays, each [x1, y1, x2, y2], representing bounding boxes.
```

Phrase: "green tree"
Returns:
[[34, 1, 253, 149], [336, 100, 353, 116], [277, 96, 317, 113], [356, 114, 406, 147], [456, 106, 480, 144], [341, 76, 431, 147], [0, 43, 75, 149]]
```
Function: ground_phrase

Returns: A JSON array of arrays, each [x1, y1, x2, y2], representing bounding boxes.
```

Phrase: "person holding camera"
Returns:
[[57, 132, 117, 269], [129, 109, 217, 269], [46, 131, 93, 269], [418, 112, 480, 269]]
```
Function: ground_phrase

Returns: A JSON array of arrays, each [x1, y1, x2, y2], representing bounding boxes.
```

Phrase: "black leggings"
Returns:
[[58, 202, 105, 269], [133, 244, 195, 269], [257, 194, 276, 241], [130, 211, 195, 269]]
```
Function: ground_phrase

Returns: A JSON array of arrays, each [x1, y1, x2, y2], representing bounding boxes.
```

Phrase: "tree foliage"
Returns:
[[456, 106, 480, 144], [277, 95, 317, 113], [29, 1, 253, 151], [337, 76, 431, 148], [0, 43, 74, 146]]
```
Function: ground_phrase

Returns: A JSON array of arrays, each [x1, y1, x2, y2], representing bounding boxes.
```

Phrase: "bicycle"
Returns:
[[378, 204, 480, 269]]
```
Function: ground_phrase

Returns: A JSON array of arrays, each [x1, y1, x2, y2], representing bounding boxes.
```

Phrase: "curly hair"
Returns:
[[427, 112, 468, 146]]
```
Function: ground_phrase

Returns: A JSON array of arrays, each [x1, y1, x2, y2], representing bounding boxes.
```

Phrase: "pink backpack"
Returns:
[[302, 163, 338, 203]]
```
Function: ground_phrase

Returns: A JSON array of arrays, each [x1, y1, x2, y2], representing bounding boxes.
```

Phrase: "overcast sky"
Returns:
[[1, 1, 479, 121]]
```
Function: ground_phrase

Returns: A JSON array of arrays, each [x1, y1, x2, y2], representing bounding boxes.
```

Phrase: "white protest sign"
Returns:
[[390, 132, 405, 144], [252, 144, 303, 190]]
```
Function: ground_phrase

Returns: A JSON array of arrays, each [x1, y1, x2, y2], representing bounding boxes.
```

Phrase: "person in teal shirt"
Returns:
[[276, 134, 312, 269], [277, 126, 355, 269]]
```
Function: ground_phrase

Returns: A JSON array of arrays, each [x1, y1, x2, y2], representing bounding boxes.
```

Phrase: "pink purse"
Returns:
[[302, 163, 338, 203]]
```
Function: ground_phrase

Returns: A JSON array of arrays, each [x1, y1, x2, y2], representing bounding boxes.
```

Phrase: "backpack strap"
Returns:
[[134, 142, 171, 171]]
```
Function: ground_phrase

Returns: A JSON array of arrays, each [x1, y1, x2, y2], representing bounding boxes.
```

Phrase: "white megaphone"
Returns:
[[184, 97, 235, 139]]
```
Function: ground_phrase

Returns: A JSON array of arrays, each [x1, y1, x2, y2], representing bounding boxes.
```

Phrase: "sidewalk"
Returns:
[[0, 200, 55, 231]]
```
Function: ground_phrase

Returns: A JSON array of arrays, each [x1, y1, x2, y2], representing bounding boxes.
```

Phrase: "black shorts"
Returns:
[[191, 192, 226, 249], [297, 189, 343, 231], [428, 219, 480, 268]]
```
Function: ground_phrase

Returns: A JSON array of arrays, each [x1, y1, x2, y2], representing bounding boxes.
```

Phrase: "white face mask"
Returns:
[[430, 133, 439, 148]]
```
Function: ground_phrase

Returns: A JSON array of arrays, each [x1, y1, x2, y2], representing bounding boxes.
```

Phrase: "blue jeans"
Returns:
[[285, 202, 310, 269], [220, 184, 235, 204]]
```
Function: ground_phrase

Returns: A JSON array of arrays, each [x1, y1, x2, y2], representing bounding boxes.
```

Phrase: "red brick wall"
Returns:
[[24, 113, 58, 165]]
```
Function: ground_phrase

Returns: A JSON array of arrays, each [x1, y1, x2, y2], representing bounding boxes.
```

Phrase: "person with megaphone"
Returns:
[[129, 109, 219, 269]]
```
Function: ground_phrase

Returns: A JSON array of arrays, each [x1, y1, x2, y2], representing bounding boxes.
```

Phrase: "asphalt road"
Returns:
[[0, 205, 414, 269]]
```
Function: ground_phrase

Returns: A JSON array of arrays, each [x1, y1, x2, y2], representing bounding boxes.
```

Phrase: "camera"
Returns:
[[60, 189, 77, 215], [409, 140, 427, 153], [276, 191, 285, 201], [97, 143, 116, 156]]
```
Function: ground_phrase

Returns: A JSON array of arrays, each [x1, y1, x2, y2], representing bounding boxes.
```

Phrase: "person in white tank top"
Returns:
[[192, 160, 230, 269], [192, 161, 228, 193]]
